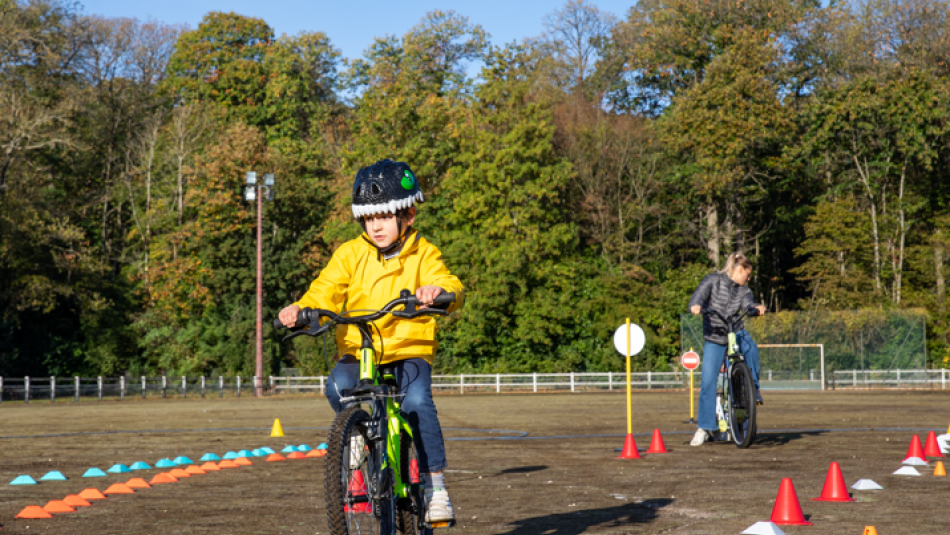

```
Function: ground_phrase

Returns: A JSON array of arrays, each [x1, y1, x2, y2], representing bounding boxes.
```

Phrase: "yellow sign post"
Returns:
[[680, 348, 700, 424], [613, 318, 645, 459]]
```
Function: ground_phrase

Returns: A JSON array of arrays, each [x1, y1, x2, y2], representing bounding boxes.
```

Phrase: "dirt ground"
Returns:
[[0, 390, 948, 535]]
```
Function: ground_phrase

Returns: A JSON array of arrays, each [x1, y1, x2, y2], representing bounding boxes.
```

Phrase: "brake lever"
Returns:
[[281, 322, 330, 342]]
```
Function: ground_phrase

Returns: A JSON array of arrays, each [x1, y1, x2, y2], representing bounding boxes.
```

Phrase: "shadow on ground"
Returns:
[[495, 499, 674, 535], [752, 430, 826, 447], [499, 465, 548, 475]]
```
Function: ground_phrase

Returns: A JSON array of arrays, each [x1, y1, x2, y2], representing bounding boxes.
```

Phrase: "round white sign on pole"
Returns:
[[613, 323, 646, 356]]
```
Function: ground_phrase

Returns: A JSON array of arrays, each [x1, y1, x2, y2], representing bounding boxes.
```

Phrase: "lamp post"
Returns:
[[245, 171, 276, 397]]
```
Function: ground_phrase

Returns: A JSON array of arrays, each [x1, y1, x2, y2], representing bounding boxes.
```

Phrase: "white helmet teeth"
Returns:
[[352, 191, 425, 219]]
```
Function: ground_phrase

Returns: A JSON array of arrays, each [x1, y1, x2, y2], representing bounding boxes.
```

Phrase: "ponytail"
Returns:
[[719, 252, 752, 276]]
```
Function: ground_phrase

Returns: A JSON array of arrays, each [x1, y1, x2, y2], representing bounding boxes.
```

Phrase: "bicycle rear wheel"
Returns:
[[326, 406, 396, 535], [396, 431, 424, 535], [728, 360, 757, 448]]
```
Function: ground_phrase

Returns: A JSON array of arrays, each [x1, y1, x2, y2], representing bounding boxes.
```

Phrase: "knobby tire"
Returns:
[[325, 406, 396, 535], [728, 361, 757, 448]]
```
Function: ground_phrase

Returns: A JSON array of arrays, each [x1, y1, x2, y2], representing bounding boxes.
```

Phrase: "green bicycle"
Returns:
[[274, 290, 456, 535]]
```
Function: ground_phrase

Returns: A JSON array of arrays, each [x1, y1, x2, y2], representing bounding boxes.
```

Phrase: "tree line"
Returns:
[[2, 0, 949, 377]]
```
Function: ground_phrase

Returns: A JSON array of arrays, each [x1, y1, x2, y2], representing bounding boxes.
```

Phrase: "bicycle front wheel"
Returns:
[[326, 406, 397, 535], [727, 360, 757, 449]]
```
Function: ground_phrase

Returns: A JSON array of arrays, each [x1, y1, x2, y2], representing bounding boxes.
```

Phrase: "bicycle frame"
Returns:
[[354, 343, 416, 501]]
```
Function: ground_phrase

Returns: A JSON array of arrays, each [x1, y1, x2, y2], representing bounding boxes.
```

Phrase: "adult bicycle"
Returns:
[[702, 307, 759, 449], [273, 290, 456, 535]]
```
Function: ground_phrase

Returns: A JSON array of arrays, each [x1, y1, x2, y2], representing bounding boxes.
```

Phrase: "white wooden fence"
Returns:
[[0, 369, 947, 402]]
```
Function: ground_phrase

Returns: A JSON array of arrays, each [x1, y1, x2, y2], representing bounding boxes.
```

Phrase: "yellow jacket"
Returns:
[[294, 230, 464, 365]]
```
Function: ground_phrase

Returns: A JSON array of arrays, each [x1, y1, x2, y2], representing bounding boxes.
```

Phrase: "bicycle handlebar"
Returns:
[[700, 306, 760, 331], [271, 290, 456, 341]]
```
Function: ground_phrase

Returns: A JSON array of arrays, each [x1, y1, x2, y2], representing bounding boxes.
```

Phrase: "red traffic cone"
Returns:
[[812, 462, 853, 502], [616, 433, 641, 459], [645, 429, 668, 454], [409, 459, 420, 484], [770, 478, 813, 526], [924, 431, 945, 458], [904, 434, 925, 462], [344, 470, 372, 513]]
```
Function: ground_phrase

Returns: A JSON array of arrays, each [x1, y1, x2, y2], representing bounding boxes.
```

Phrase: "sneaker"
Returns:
[[690, 429, 710, 447], [424, 487, 455, 523], [755, 389, 764, 406]]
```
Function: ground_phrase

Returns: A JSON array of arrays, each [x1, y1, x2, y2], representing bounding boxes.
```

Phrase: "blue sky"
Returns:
[[80, 0, 636, 61]]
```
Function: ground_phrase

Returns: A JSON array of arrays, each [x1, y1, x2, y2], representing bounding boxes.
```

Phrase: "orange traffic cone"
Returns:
[[904, 434, 926, 462], [812, 462, 853, 502], [103, 483, 135, 494], [266, 453, 286, 462], [645, 429, 668, 454], [15, 506, 53, 519], [218, 460, 240, 468], [306, 449, 325, 458], [126, 478, 151, 488], [149, 473, 178, 484], [924, 431, 945, 458], [43, 500, 76, 514], [169, 468, 191, 478], [410, 459, 420, 484], [770, 478, 813, 526], [235, 457, 254, 465], [344, 470, 372, 513], [200, 461, 221, 471], [863, 527, 878, 535], [287, 451, 307, 460], [184, 465, 207, 475], [616, 434, 641, 459], [935, 461, 947, 476], [78, 488, 107, 500], [63, 495, 92, 507]]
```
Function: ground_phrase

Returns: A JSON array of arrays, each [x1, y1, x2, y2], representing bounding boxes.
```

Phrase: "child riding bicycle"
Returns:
[[277, 159, 464, 523], [687, 252, 765, 446]]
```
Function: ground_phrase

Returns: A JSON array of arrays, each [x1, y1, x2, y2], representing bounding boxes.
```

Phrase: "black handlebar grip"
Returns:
[[431, 292, 456, 307], [273, 317, 285, 330]]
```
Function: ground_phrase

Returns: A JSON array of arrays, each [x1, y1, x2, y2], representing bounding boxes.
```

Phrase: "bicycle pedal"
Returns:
[[426, 520, 457, 529]]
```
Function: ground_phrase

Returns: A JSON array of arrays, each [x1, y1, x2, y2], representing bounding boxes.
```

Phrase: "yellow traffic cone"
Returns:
[[863, 527, 878, 535], [270, 418, 285, 437], [935, 461, 947, 477]]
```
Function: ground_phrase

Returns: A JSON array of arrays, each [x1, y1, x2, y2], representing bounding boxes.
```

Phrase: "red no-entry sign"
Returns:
[[681, 350, 700, 370]]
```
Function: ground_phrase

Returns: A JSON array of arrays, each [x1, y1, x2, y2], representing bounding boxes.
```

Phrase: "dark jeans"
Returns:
[[326, 355, 447, 473], [697, 330, 760, 431]]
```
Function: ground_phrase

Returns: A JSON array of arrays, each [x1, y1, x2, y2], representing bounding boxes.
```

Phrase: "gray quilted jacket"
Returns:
[[688, 273, 756, 345]]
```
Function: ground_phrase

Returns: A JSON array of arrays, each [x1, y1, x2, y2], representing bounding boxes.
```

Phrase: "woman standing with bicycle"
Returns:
[[688, 252, 766, 447]]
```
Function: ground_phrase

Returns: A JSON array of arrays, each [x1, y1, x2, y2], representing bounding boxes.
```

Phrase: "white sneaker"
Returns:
[[349, 435, 365, 469], [424, 487, 455, 523], [690, 429, 709, 446]]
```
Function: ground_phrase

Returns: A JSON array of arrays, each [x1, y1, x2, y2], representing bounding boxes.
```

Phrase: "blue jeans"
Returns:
[[697, 331, 760, 431], [326, 355, 447, 473]]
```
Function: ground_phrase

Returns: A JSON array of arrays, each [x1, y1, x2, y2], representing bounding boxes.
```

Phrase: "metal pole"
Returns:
[[496, 373, 500, 393], [820, 344, 825, 391], [320, 375, 325, 394], [625, 318, 632, 435], [237, 376, 242, 397], [120, 376, 125, 401], [201, 376, 206, 398], [181, 376, 186, 398], [74, 376, 79, 402], [570, 371, 575, 393], [97, 376, 102, 401], [51, 376, 55, 403], [142, 376, 146, 399], [162, 376, 166, 398], [689, 369, 695, 421], [460, 374, 464, 394], [648, 370, 652, 390], [24, 376, 29, 403], [255, 188, 264, 397], [533, 372, 537, 393], [219, 376, 224, 398]]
